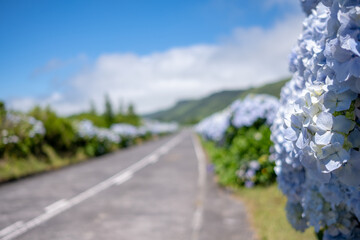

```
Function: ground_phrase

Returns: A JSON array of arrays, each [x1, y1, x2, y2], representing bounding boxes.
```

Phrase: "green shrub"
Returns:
[[76, 137, 117, 157], [0, 113, 45, 158], [202, 123, 276, 188], [29, 107, 76, 152]]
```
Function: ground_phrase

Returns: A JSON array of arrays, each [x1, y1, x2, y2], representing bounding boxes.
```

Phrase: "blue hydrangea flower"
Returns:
[[196, 94, 279, 142], [271, 1, 360, 238]]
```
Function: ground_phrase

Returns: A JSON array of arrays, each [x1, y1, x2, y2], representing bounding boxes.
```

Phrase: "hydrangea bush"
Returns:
[[196, 94, 279, 142], [142, 120, 179, 135], [271, 1, 360, 238], [231, 94, 279, 129], [76, 120, 121, 156], [0, 112, 46, 158], [195, 108, 231, 142], [111, 123, 140, 138], [197, 94, 279, 187], [76, 119, 178, 156]]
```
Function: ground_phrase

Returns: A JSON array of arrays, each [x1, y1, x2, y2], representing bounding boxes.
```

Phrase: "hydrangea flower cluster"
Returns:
[[196, 94, 279, 142], [301, 0, 321, 15], [142, 120, 179, 135], [1, 130, 19, 145], [27, 116, 46, 137], [1, 113, 45, 145], [77, 120, 178, 144], [77, 120, 121, 144], [236, 160, 261, 188], [195, 109, 232, 141], [111, 123, 140, 137], [231, 94, 279, 128], [271, 1, 360, 238]]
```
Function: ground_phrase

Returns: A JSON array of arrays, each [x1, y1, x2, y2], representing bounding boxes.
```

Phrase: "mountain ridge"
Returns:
[[144, 78, 290, 124]]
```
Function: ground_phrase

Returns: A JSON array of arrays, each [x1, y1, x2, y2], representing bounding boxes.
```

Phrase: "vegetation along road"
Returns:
[[0, 129, 253, 240]]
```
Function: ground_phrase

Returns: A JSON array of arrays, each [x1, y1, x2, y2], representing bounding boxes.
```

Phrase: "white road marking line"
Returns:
[[158, 145, 170, 155], [192, 208, 203, 231], [0, 222, 23, 238], [191, 134, 207, 240], [147, 154, 159, 164], [114, 171, 133, 185], [45, 199, 69, 213], [0, 133, 184, 240]]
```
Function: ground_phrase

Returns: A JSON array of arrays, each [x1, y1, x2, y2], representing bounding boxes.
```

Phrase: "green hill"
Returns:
[[144, 78, 289, 124]]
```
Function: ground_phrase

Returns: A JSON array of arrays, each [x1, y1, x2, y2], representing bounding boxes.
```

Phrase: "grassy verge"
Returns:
[[236, 184, 316, 240], [0, 145, 89, 182]]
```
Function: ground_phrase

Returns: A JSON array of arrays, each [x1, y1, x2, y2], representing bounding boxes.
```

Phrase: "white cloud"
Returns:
[[9, 14, 303, 115]]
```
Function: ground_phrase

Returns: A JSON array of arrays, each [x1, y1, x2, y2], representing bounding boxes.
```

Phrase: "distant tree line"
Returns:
[[70, 94, 140, 127]]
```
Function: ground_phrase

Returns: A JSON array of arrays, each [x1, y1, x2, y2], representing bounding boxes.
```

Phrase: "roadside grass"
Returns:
[[236, 184, 316, 240], [0, 146, 88, 182]]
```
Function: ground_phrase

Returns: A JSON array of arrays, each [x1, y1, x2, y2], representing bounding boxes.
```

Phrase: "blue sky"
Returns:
[[0, 0, 303, 114]]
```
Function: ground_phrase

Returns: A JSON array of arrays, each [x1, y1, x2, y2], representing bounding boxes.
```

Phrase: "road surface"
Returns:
[[0, 130, 254, 240]]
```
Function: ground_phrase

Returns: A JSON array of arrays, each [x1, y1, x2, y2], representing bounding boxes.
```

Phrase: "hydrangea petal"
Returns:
[[322, 147, 350, 172], [333, 115, 355, 134], [323, 158, 343, 172], [321, 142, 341, 159], [330, 132, 345, 145], [291, 114, 304, 129], [296, 130, 310, 149], [340, 35, 360, 56], [315, 130, 333, 145], [348, 128, 360, 148], [330, 90, 358, 112], [335, 61, 352, 82], [285, 127, 298, 141], [316, 112, 333, 131], [337, 163, 360, 186], [323, 91, 338, 112], [351, 57, 360, 78]]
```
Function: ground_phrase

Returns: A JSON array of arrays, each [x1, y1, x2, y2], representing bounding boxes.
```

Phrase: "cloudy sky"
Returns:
[[0, 0, 304, 115]]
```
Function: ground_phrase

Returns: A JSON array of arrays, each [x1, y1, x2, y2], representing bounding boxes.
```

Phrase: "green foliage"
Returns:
[[80, 138, 117, 157], [104, 94, 115, 127], [0, 112, 44, 159], [69, 107, 141, 127], [89, 100, 97, 115], [114, 114, 141, 126], [0, 101, 5, 119], [127, 103, 135, 116], [118, 99, 125, 114], [29, 106, 76, 151], [202, 123, 276, 188], [145, 78, 289, 124], [0, 144, 89, 182], [68, 113, 108, 128]]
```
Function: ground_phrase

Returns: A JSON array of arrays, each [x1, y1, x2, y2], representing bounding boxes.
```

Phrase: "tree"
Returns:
[[104, 94, 114, 127], [127, 103, 135, 116], [118, 99, 124, 115], [89, 100, 97, 115], [0, 101, 6, 122]]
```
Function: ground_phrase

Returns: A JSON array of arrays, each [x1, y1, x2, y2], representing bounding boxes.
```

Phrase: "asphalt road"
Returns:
[[0, 130, 254, 240]]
